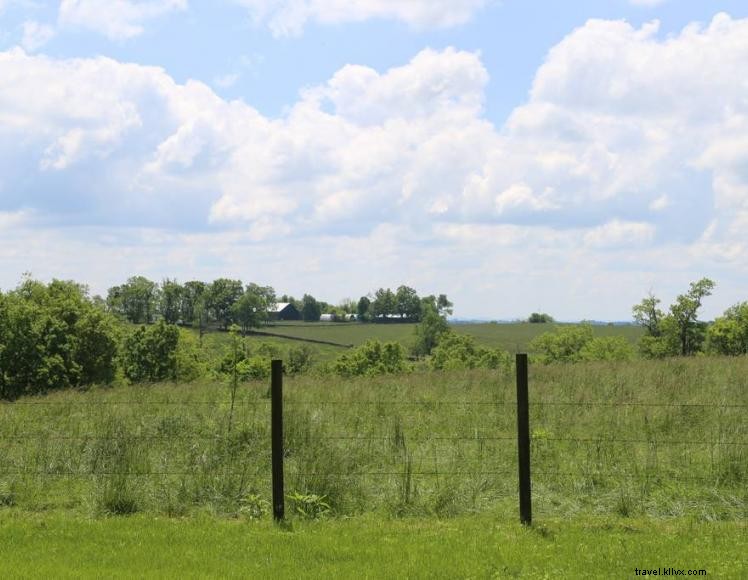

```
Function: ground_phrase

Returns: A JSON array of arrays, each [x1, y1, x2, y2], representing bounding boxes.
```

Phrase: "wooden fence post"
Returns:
[[271, 359, 285, 521], [516, 353, 532, 525]]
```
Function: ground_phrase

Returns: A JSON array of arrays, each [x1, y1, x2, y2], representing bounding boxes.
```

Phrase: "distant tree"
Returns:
[[206, 278, 243, 329], [669, 278, 715, 356], [357, 296, 371, 322], [107, 276, 159, 324], [232, 283, 276, 335], [371, 288, 396, 321], [181, 281, 206, 325], [301, 294, 322, 322], [632, 293, 663, 337], [160, 278, 183, 324], [528, 313, 554, 324], [420, 294, 453, 319], [412, 303, 449, 357], [395, 285, 421, 321]]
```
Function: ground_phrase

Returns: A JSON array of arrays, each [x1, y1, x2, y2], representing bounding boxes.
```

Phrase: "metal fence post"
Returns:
[[271, 359, 285, 521], [516, 353, 532, 525]]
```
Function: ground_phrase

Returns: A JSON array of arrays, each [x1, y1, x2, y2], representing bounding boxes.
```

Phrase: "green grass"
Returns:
[[255, 321, 644, 355], [0, 511, 744, 578], [0, 357, 744, 520]]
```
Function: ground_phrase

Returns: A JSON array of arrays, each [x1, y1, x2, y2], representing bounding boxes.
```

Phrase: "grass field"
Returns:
[[0, 357, 743, 520], [0, 511, 744, 578], [254, 321, 645, 355]]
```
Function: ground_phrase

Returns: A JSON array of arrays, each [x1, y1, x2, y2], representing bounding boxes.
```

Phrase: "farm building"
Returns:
[[269, 302, 301, 321]]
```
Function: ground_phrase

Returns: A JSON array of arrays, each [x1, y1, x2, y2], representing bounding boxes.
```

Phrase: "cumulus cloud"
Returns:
[[3, 13, 748, 317], [58, 0, 187, 40], [232, 0, 490, 36]]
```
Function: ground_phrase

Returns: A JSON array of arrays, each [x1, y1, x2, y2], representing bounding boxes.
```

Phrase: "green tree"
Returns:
[[371, 288, 396, 321], [395, 285, 421, 321], [356, 296, 371, 322], [412, 304, 449, 357], [233, 283, 276, 335], [301, 294, 322, 322], [632, 292, 663, 337], [429, 333, 510, 371], [332, 340, 407, 376], [206, 278, 243, 329], [121, 321, 180, 383], [669, 278, 715, 356], [160, 279, 183, 324], [107, 276, 159, 324], [530, 324, 594, 363], [528, 312, 554, 323], [707, 302, 748, 355]]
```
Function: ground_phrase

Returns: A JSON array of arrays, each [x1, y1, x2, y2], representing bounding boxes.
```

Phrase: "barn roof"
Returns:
[[270, 302, 293, 312]]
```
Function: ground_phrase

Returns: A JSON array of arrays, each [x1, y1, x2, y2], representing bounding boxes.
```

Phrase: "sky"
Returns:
[[1, 0, 748, 321]]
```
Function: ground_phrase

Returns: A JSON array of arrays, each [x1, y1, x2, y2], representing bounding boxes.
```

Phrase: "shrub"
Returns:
[[579, 336, 635, 362], [332, 340, 407, 377], [429, 333, 510, 371], [286, 345, 314, 375], [121, 321, 180, 382], [530, 324, 594, 363], [236, 356, 271, 380]]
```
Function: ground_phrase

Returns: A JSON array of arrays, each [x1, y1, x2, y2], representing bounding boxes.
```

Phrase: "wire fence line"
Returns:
[[0, 358, 745, 522]]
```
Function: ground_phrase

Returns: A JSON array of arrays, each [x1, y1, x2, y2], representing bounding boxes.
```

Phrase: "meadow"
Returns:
[[0, 335, 744, 577], [245, 320, 644, 359]]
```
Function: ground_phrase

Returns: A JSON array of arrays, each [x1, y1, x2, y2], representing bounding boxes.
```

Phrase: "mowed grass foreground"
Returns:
[[0, 512, 744, 579]]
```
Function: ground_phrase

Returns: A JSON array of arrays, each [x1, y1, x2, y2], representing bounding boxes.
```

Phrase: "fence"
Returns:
[[0, 356, 745, 522]]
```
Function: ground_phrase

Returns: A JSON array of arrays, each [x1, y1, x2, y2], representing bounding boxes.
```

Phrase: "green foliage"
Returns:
[[412, 306, 449, 357], [233, 283, 276, 334], [530, 324, 595, 363], [286, 345, 314, 375], [174, 329, 208, 382], [669, 278, 715, 356], [287, 492, 332, 519], [160, 278, 183, 324], [0, 278, 119, 399], [206, 278, 244, 329], [356, 296, 371, 322], [632, 293, 663, 337], [707, 302, 748, 356], [332, 340, 407, 376], [236, 356, 271, 380], [107, 276, 159, 324], [121, 321, 180, 383], [394, 285, 421, 321], [429, 332, 511, 371], [578, 336, 635, 362], [238, 494, 270, 520], [528, 312, 554, 323], [301, 294, 322, 322]]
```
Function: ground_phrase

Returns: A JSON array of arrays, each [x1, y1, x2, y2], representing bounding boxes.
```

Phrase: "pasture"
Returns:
[[0, 346, 744, 577]]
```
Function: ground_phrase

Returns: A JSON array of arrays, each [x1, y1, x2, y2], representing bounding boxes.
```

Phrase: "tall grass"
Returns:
[[0, 357, 744, 520]]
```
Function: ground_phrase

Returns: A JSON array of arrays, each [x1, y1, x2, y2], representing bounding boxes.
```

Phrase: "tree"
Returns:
[[412, 304, 449, 357], [106, 276, 159, 324], [160, 278, 183, 324], [669, 278, 715, 356], [528, 313, 554, 324], [233, 284, 276, 335], [371, 288, 396, 321], [206, 278, 243, 329], [121, 321, 180, 383], [420, 294, 453, 319], [395, 285, 421, 321], [356, 296, 371, 322], [707, 302, 748, 356], [530, 324, 594, 363], [301, 294, 322, 322], [632, 293, 663, 337]]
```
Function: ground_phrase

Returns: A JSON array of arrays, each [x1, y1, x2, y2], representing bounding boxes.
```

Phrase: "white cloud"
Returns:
[[58, 0, 187, 40], [233, 0, 490, 36], [3, 13, 748, 318], [21, 20, 55, 52]]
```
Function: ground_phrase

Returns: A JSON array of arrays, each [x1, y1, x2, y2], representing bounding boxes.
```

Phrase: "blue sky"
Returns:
[[1, 0, 748, 320]]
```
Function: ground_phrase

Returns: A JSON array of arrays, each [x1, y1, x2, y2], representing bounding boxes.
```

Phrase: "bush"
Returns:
[[286, 345, 314, 375], [429, 333, 510, 371], [707, 303, 748, 356], [236, 356, 271, 380], [530, 324, 594, 363], [332, 340, 407, 377], [579, 336, 635, 362], [121, 321, 180, 382], [0, 279, 119, 399]]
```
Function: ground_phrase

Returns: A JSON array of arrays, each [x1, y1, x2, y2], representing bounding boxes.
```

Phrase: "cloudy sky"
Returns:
[[1, 0, 747, 320]]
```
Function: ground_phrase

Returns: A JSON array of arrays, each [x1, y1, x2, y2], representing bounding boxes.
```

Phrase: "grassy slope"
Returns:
[[258, 321, 645, 354], [0, 512, 744, 579]]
